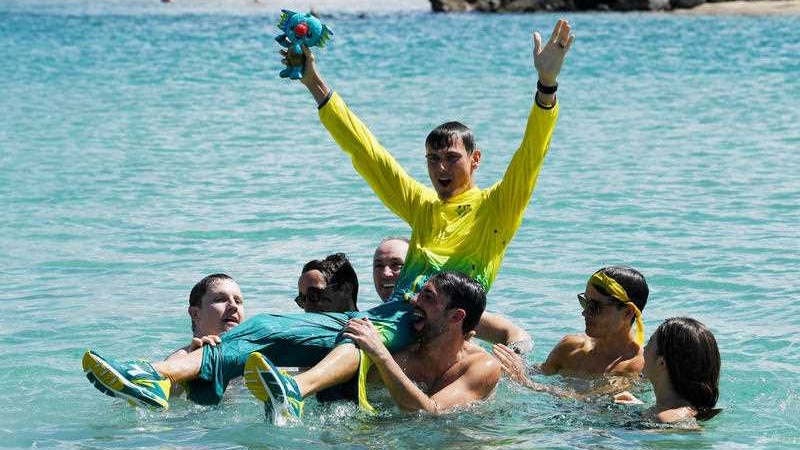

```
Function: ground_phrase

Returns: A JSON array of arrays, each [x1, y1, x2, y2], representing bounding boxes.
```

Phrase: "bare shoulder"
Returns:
[[653, 408, 699, 427], [559, 334, 589, 348], [463, 343, 501, 381], [609, 344, 644, 376], [611, 356, 644, 376], [551, 334, 589, 357], [541, 334, 587, 374]]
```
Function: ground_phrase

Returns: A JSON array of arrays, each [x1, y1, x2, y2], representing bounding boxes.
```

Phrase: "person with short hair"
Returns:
[[248, 271, 500, 418], [294, 20, 573, 303], [493, 266, 648, 389], [374, 237, 532, 354], [166, 274, 245, 361], [372, 237, 409, 302], [243, 18, 574, 420], [614, 317, 721, 426], [294, 253, 361, 403], [296, 253, 358, 313]]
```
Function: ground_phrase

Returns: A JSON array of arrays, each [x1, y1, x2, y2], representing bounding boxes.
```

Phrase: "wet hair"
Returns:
[[430, 271, 486, 334], [189, 273, 235, 334], [320, 253, 359, 310], [593, 266, 649, 322], [189, 273, 235, 307], [425, 121, 476, 155], [653, 317, 721, 421], [300, 259, 325, 275]]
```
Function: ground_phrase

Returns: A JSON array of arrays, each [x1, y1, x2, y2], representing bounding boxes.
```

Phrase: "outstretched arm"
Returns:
[[344, 318, 500, 413], [493, 343, 586, 400], [475, 312, 532, 354], [279, 45, 429, 223], [279, 45, 331, 106], [533, 19, 574, 107], [487, 19, 575, 226]]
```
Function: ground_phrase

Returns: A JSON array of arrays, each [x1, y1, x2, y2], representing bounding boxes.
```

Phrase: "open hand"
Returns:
[[533, 19, 575, 86], [188, 334, 221, 352], [342, 317, 390, 359], [614, 390, 645, 405], [492, 343, 529, 384]]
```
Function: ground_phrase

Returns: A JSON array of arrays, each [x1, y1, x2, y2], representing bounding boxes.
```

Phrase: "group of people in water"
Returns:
[[81, 19, 721, 429]]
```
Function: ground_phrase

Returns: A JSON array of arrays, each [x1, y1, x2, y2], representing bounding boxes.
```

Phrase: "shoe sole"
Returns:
[[82, 351, 168, 409], [244, 353, 287, 423]]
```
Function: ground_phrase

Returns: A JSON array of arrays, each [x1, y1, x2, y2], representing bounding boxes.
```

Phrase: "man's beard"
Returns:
[[418, 319, 448, 342]]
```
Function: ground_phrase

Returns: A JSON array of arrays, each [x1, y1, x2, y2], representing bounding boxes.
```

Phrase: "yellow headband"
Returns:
[[589, 272, 645, 346]]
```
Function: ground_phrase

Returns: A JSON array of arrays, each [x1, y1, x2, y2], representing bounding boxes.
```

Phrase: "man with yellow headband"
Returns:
[[494, 266, 649, 383]]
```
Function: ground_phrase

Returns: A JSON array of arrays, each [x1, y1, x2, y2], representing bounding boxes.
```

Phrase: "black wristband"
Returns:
[[537, 80, 558, 95], [317, 89, 333, 109]]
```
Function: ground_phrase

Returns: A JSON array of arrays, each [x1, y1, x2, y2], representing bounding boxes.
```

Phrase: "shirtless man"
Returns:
[[247, 271, 500, 420], [493, 266, 648, 394], [373, 237, 532, 354]]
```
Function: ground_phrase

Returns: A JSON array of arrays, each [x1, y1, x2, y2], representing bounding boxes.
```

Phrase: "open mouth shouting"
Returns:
[[411, 307, 426, 331]]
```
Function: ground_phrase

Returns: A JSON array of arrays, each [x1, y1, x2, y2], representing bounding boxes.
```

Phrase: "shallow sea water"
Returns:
[[1, 0, 799, 448]]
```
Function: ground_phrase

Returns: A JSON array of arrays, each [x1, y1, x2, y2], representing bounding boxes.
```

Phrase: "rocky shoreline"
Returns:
[[430, 0, 800, 13]]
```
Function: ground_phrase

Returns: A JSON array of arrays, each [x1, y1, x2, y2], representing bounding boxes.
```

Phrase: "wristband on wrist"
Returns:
[[508, 339, 533, 356], [536, 80, 558, 95], [317, 89, 333, 109], [535, 92, 557, 110]]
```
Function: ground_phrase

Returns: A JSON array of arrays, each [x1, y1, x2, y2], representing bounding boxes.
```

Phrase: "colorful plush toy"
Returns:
[[275, 9, 333, 80]]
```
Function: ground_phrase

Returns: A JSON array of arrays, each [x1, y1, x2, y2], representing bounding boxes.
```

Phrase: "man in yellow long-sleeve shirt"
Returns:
[[244, 19, 576, 420]]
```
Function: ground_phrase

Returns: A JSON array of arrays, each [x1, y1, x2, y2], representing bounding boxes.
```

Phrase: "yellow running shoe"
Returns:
[[82, 350, 170, 409], [244, 352, 303, 424]]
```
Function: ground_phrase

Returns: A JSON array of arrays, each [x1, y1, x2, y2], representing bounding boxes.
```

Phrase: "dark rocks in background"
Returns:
[[430, 0, 708, 12], [430, 0, 568, 12], [671, 0, 706, 8]]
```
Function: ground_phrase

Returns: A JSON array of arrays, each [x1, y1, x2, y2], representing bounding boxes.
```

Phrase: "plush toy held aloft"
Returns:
[[275, 9, 333, 80]]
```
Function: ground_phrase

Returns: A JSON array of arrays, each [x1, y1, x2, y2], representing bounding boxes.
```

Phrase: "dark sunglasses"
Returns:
[[577, 293, 620, 317], [295, 283, 338, 308]]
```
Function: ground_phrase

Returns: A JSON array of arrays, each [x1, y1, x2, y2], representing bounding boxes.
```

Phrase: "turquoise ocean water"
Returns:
[[1, 0, 799, 448]]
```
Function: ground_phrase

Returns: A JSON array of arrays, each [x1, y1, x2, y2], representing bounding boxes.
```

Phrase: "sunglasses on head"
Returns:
[[577, 292, 622, 317], [295, 283, 338, 308]]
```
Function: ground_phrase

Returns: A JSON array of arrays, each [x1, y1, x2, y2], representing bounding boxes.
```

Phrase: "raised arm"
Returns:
[[343, 318, 500, 413], [281, 46, 430, 223], [533, 19, 574, 108], [487, 19, 574, 225]]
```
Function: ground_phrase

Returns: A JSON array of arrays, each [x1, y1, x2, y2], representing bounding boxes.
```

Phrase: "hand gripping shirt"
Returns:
[[320, 92, 558, 300]]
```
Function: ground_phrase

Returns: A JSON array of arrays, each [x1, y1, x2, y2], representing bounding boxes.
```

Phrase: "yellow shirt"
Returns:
[[319, 92, 559, 300]]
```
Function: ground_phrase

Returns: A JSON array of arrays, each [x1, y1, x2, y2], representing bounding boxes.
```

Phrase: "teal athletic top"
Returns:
[[190, 300, 415, 405]]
